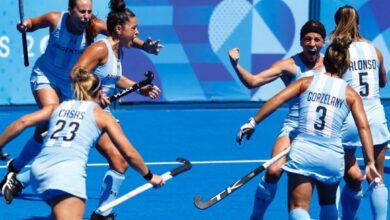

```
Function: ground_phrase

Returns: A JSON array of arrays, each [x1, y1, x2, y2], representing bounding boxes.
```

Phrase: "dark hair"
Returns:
[[72, 66, 101, 100], [107, 0, 136, 35], [300, 20, 326, 40], [331, 5, 361, 41], [324, 37, 352, 77]]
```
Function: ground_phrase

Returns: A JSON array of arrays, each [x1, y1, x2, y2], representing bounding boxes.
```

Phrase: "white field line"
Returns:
[[1, 156, 389, 169]]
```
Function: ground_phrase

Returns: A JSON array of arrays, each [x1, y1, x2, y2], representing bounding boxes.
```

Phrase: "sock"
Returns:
[[369, 184, 388, 220], [250, 177, 277, 220], [16, 170, 31, 188], [320, 204, 338, 220], [335, 185, 340, 211], [341, 185, 361, 220], [13, 137, 42, 171], [95, 169, 125, 216], [289, 208, 310, 220]]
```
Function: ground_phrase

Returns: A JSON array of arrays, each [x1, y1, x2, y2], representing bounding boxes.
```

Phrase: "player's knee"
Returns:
[[344, 166, 363, 190], [265, 165, 283, 182]]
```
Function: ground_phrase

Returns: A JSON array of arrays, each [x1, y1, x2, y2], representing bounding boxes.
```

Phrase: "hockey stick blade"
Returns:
[[97, 157, 191, 213], [194, 147, 290, 210], [108, 70, 154, 102]]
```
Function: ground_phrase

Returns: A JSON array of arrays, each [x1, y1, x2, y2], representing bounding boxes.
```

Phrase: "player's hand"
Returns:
[[140, 84, 161, 99], [16, 20, 28, 33], [100, 95, 111, 108], [228, 48, 240, 65], [236, 117, 256, 144], [143, 37, 164, 55], [150, 174, 165, 188], [364, 163, 382, 184]]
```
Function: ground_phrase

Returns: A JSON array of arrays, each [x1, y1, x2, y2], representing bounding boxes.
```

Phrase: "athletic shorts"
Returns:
[[341, 100, 390, 148], [282, 135, 344, 184], [30, 59, 73, 102]]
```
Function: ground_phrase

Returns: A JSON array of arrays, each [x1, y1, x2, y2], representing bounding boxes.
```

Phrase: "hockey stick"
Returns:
[[194, 147, 290, 210], [354, 177, 380, 199], [97, 158, 192, 213], [108, 70, 154, 102], [18, 0, 29, 67]]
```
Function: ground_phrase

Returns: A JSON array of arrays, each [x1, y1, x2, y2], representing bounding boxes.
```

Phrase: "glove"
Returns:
[[143, 37, 164, 55], [236, 117, 256, 144]]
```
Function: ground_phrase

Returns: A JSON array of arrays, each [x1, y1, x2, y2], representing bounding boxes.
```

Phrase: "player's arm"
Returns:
[[70, 41, 107, 80], [252, 76, 310, 123], [94, 108, 163, 185], [228, 48, 295, 88], [17, 12, 61, 33], [116, 76, 161, 99], [375, 47, 387, 88], [346, 86, 380, 182], [0, 104, 56, 149]]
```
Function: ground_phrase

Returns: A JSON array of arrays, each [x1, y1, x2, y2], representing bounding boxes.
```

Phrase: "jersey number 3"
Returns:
[[314, 106, 327, 130]]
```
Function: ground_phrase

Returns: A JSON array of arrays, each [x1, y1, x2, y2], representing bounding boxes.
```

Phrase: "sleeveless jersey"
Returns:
[[93, 38, 122, 98], [278, 54, 325, 138], [283, 54, 325, 122], [31, 100, 101, 199], [282, 74, 350, 184], [39, 12, 88, 80], [341, 41, 390, 147], [342, 41, 380, 102]]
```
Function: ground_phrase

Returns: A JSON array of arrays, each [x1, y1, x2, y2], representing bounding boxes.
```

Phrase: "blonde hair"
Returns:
[[331, 5, 361, 42], [72, 66, 101, 100]]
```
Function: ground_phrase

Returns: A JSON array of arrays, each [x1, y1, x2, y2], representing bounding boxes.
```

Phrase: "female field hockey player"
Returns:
[[237, 37, 381, 219], [331, 5, 390, 220], [0, 67, 164, 220], [229, 20, 326, 219], [70, 0, 161, 219]]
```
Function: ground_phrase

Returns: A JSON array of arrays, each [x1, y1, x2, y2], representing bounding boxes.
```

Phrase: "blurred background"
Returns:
[[0, 0, 389, 106]]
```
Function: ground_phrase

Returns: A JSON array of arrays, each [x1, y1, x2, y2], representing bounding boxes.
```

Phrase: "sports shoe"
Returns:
[[0, 159, 19, 191], [90, 211, 116, 220], [2, 172, 23, 204]]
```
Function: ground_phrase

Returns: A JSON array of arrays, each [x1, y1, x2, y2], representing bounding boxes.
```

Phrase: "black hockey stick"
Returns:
[[18, 0, 29, 67], [194, 147, 290, 210], [108, 70, 154, 102], [97, 158, 192, 213]]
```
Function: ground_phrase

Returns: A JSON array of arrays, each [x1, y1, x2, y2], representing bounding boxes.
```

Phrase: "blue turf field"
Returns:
[[0, 104, 389, 219]]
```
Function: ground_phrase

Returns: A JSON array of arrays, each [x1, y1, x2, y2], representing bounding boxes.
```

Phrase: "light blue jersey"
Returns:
[[30, 12, 89, 101], [30, 100, 101, 200], [341, 41, 390, 147], [283, 74, 350, 184], [94, 38, 122, 98], [278, 54, 325, 138], [93, 39, 122, 114]]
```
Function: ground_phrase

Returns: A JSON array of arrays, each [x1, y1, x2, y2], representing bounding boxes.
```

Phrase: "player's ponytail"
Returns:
[[324, 36, 352, 77], [72, 67, 101, 100]]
